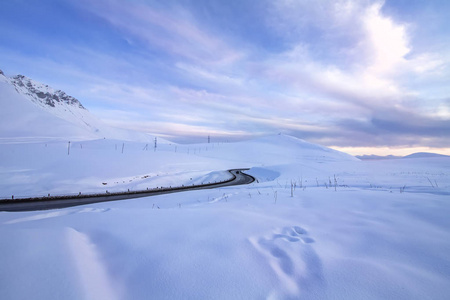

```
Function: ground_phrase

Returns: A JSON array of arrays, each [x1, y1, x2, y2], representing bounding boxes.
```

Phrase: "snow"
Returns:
[[1, 72, 450, 299], [403, 152, 450, 159], [0, 72, 158, 142], [1, 134, 450, 299]]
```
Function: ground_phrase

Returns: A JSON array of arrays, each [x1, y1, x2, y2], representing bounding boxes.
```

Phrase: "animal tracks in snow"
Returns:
[[273, 226, 315, 244], [249, 226, 324, 298]]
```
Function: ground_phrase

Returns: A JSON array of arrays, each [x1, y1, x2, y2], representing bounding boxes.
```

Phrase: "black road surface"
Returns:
[[0, 169, 255, 212]]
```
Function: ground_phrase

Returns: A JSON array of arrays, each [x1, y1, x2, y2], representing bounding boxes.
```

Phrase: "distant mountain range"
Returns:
[[0, 69, 155, 142], [357, 152, 449, 160], [402, 152, 449, 159], [356, 154, 401, 160]]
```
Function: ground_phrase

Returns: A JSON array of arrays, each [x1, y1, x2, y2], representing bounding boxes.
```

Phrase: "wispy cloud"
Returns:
[[1, 0, 449, 154], [76, 0, 243, 66]]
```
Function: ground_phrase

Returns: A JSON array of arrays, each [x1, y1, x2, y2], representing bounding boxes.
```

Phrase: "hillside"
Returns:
[[0, 70, 155, 142]]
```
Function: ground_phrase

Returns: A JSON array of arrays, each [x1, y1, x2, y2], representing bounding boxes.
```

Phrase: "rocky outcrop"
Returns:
[[9, 75, 85, 109]]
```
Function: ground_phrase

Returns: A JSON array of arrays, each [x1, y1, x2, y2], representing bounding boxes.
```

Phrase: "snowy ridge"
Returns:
[[6, 73, 102, 136], [0, 70, 157, 142], [403, 152, 450, 159], [9, 74, 85, 110], [252, 134, 358, 162]]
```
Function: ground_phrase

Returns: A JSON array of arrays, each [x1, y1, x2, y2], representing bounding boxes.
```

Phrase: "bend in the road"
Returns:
[[0, 169, 255, 212]]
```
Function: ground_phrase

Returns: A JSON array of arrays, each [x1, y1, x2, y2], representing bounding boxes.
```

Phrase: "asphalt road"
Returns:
[[0, 169, 255, 212]]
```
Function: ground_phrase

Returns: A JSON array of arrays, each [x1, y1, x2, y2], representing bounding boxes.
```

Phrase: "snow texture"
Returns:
[[1, 72, 450, 299], [1, 134, 449, 300]]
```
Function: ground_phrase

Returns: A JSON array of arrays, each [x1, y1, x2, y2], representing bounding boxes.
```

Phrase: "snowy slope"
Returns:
[[0, 135, 358, 198], [0, 73, 98, 141], [0, 70, 156, 142], [0, 134, 450, 299], [403, 152, 450, 159], [8, 74, 86, 112]]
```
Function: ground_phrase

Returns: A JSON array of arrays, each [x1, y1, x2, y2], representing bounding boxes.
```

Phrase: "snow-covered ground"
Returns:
[[1, 134, 449, 299]]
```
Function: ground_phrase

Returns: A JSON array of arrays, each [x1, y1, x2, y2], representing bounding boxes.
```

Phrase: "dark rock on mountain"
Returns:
[[9, 74, 85, 109]]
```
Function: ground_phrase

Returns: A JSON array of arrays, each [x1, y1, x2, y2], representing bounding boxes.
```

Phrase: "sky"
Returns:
[[1, 0, 449, 155]]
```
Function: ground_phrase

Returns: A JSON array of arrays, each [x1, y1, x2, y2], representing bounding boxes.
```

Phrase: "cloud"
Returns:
[[363, 1, 411, 75], [75, 0, 243, 67], [2, 0, 450, 154]]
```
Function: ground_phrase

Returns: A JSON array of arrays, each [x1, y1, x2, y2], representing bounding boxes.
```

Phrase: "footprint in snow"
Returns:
[[273, 226, 315, 244], [249, 226, 323, 298]]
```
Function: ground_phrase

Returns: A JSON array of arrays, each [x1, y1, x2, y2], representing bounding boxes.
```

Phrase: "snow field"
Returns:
[[2, 185, 449, 299], [0, 139, 235, 199], [1, 134, 450, 299]]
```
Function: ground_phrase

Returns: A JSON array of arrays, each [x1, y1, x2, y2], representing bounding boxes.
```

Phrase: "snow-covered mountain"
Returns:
[[0, 69, 155, 142], [8, 73, 86, 110], [356, 152, 449, 160], [403, 152, 450, 159]]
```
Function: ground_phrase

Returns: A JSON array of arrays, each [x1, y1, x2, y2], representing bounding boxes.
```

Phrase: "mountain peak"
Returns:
[[9, 74, 85, 110], [0, 68, 157, 142]]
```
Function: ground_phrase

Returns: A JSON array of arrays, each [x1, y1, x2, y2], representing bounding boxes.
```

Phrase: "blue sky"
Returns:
[[1, 0, 449, 155]]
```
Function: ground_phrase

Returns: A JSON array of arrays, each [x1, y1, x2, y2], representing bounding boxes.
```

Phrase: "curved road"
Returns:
[[0, 169, 255, 212]]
